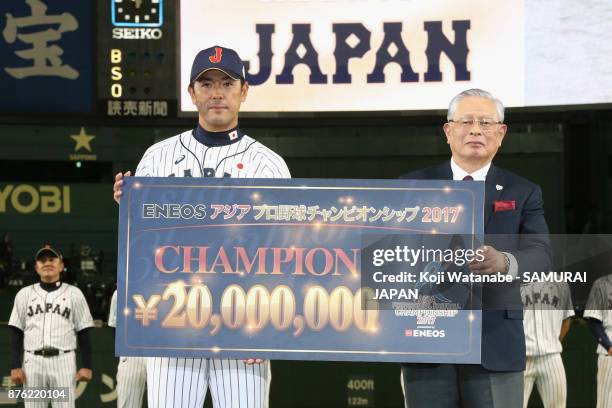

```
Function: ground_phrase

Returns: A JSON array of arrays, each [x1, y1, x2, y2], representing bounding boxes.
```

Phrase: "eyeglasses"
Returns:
[[448, 118, 502, 131]]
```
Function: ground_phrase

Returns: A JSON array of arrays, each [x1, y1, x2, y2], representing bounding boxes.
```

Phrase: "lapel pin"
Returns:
[[496, 184, 503, 191]]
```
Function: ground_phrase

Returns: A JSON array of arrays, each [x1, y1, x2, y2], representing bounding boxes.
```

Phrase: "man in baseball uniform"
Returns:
[[583, 274, 612, 408], [109, 290, 147, 408], [521, 281, 574, 408], [8, 245, 94, 407], [113, 45, 291, 407]]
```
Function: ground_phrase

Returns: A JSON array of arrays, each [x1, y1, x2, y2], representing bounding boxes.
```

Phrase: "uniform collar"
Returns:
[[192, 124, 244, 147], [39, 280, 62, 292], [450, 158, 491, 181]]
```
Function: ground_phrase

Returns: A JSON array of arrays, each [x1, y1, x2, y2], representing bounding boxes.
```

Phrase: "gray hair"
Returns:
[[447, 88, 505, 122]]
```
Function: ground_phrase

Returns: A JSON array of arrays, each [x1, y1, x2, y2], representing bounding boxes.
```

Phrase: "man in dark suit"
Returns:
[[400, 89, 551, 408]]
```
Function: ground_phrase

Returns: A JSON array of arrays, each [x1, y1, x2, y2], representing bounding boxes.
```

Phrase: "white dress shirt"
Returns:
[[450, 158, 518, 277]]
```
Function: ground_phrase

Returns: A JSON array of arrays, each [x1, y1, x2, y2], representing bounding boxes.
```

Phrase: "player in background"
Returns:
[[521, 281, 574, 408], [113, 45, 291, 407], [8, 245, 94, 407], [583, 274, 612, 408], [109, 290, 147, 408]]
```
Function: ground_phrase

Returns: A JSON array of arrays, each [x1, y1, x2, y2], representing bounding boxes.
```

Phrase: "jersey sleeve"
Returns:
[[135, 146, 156, 177], [253, 146, 291, 179], [72, 288, 94, 331], [8, 288, 27, 330], [560, 282, 575, 320], [108, 290, 117, 328], [583, 279, 604, 321]]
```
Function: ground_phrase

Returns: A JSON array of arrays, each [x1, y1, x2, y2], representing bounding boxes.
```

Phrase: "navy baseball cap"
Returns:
[[190, 45, 246, 83], [35, 244, 62, 261]]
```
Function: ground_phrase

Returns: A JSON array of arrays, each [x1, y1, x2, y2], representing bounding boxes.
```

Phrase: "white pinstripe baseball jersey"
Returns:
[[135, 129, 290, 179], [133, 126, 289, 408], [8, 283, 93, 351], [583, 274, 612, 355], [521, 281, 574, 356]]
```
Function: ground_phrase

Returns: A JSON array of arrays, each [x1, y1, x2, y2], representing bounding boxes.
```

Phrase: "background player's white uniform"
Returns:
[[583, 275, 612, 408], [8, 282, 93, 407], [134, 128, 291, 408], [109, 290, 147, 408], [521, 281, 574, 408]]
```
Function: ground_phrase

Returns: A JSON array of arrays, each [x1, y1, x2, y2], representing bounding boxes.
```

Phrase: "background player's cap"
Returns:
[[190, 45, 246, 83], [35, 244, 62, 261]]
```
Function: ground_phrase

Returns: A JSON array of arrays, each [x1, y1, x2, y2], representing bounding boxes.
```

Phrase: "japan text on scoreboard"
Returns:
[[179, 0, 612, 113]]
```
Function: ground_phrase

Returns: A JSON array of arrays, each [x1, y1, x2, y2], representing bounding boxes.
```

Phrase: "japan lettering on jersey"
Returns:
[[135, 130, 291, 179], [583, 274, 612, 355], [8, 283, 94, 351], [521, 281, 574, 356]]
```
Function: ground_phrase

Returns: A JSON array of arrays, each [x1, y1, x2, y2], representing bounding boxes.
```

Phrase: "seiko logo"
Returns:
[[112, 28, 163, 40]]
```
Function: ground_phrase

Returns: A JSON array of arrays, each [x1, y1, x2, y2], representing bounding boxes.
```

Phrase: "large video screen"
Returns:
[[179, 0, 612, 113]]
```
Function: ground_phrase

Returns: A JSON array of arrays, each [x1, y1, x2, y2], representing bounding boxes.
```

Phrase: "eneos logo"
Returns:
[[405, 329, 445, 338]]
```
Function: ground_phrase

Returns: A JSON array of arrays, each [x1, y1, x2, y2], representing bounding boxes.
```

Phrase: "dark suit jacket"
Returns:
[[400, 161, 551, 371]]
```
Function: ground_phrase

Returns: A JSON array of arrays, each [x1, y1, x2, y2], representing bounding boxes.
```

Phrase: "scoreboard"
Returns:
[[96, 0, 176, 118], [111, 0, 164, 27], [2, 1, 612, 116]]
